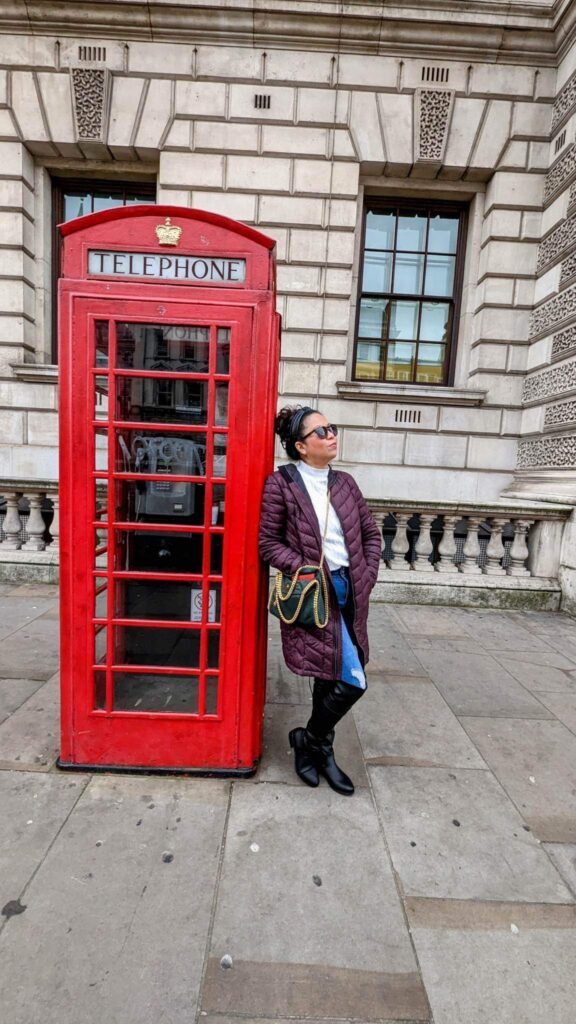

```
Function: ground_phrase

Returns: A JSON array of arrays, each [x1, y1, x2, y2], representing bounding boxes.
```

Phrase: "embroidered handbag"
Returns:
[[268, 489, 330, 629]]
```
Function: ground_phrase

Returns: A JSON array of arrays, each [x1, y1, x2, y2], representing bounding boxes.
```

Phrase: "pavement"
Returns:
[[1, 583, 576, 1024]]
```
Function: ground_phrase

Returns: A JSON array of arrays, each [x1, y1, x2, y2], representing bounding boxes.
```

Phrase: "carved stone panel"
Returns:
[[71, 68, 110, 142], [522, 358, 576, 403], [545, 398, 576, 428], [552, 71, 576, 133], [544, 144, 576, 206], [561, 250, 576, 284], [517, 434, 576, 469], [530, 281, 576, 338], [552, 325, 576, 359], [414, 88, 454, 163], [537, 215, 576, 274]]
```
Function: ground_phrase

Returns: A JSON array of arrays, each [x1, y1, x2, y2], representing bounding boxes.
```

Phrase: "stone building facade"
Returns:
[[0, 0, 575, 610]]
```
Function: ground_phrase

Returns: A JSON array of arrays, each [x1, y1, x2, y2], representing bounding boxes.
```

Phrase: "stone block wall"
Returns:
[[0, 22, 568, 507]]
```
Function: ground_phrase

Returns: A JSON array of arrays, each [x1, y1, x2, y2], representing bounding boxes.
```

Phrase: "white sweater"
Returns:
[[296, 461, 349, 571]]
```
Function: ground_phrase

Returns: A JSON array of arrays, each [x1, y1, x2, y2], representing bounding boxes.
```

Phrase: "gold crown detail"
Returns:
[[155, 217, 182, 246]]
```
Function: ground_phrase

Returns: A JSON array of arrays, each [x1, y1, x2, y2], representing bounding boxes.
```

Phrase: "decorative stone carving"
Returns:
[[552, 325, 576, 358], [523, 359, 576, 403], [544, 143, 576, 205], [544, 399, 576, 427], [517, 434, 576, 468], [71, 67, 110, 142], [415, 88, 454, 163], [529, 281, 576, 338], [552, 72, 576, 132], [537, 215, 576, 273], [561, 250, 576, 284], [570, 181, 576, 213]]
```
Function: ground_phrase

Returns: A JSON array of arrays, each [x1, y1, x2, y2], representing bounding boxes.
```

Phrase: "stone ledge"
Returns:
[[372, 571, 561, 611], [10, 364, 59, 385], [337, 381, 487, 406]]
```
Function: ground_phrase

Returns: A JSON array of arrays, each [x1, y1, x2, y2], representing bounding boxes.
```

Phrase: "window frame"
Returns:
[[51, 177, 157, 362], [352, 196, 468, 387]]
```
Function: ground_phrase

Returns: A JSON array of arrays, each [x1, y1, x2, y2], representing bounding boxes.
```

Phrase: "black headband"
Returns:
[[290, 407, 314, 441]]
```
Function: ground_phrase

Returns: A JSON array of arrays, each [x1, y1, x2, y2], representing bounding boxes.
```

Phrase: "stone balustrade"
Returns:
[[0, 481, 59, 580], [366, 498, 573, 581]]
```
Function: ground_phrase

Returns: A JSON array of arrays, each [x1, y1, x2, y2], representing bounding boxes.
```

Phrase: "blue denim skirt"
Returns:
[[330, 567, 366, 691]]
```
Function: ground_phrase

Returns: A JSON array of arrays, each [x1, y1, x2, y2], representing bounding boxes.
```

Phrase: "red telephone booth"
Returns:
[[58, 206, 279, 774]]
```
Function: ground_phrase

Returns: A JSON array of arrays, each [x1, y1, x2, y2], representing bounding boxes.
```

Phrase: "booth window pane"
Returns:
[[95, 529, 108, 570], [94, 671, 106, 710], [115, 430, 206, 477], [215, 384, 228, 426], [113, 672, 199, 714], [217, 327, 231, 373], [210, 534, 223, 575], [114, 530, 204, 574], [116, 377, 208, 425], [94, 377, 109, 422], [113, 625, 201, 668], [213, 433, 227, 478], [355, 201, 465, 384], [115, 480, 205, 525], [114, 580, 219, 623], [211, 484, 225, 526], [94, 427, 108, 474], [95, 480, 108, 524], [95, 321, 109, 368], [94, 577, 108, 618], [205, 676, 218, 715], [94, 626, 107, 664], [116, 323, 210, 373]]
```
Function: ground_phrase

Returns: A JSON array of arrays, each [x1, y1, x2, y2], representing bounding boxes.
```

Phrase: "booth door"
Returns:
[[66, 297, 256, 769]]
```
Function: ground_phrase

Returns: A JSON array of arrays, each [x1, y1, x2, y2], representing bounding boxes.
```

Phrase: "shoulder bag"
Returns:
[[268, 487, 330, 629]]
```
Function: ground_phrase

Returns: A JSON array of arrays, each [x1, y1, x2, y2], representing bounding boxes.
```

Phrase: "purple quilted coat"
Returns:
[[259, 462, 382, 680]]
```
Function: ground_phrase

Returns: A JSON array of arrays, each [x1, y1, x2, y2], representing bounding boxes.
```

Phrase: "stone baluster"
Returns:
[[435, 514, 460, 573], [390, 511, 412, 571], [1, 492, 24, 549], [49, 493, 59, 548], [22, 491, 48, 551], [413, 512, 436, 572], [507, 519, 533, 577], [460, 516, 483, 575], [483, 517, 508, 575]]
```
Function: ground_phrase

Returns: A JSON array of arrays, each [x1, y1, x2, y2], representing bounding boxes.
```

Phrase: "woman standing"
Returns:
[[259, 406, 382, 796]]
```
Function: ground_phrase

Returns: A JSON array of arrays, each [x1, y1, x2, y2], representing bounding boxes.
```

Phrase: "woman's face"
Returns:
[[295, 412, 338, 468]]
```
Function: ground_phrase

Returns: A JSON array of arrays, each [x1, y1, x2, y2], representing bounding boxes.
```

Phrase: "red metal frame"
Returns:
[[58, 206, 279, 773]]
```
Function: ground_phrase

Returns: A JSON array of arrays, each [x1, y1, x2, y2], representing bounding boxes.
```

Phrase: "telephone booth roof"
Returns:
[[59, 204, 276, 291]]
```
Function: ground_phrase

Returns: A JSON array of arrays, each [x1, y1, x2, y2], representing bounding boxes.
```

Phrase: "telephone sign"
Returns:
[[58, 206, 279, 773]]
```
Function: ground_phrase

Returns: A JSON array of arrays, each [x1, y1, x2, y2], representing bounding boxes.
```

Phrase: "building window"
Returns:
[[354, 200, 467, 385], [51, 178, 156, 361]]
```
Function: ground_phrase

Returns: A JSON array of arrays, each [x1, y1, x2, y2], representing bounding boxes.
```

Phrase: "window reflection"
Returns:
[[117, 377, 208, 425], [117, 323, 210, 373]]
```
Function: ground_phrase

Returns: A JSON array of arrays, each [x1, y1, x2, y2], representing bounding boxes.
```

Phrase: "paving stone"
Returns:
[[257, 700, 368, 787], [0, 771, 88, 910], [542, 844, 576, 897], [367, 637, 430, 676], [0, 775, 230, 1024], [494, 657, 576, 694], [355, 679, 486, 769], [461, 717, 576, 842], [369, 766, 573, 903], [531, 692, 576, 735], [266, 649, 312, 705], [492, 648, 576, 671], [0, 677, 47, 724], [388, 605, 465, 637], [0, 674, 59, 770], [508, 610, 576, 638], [413, 651, 555, 718], [0, 596, 57, 641], [0, 617, 59, 680], [405, 635, 486, 654], [542, 634, 576, 665], [4, 584, 59, 598], [205, 783, 428, 1020], [443, 608, 558, 652], [406, 898, 576, 1024]]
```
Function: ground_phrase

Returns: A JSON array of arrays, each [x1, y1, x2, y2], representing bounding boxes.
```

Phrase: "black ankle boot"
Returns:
[[288, 727, 319, 788], [315, 729, 355, 796]]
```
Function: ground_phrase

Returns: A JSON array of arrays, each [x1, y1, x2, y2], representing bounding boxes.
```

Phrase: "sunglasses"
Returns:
[[300, 424, 339, 441]]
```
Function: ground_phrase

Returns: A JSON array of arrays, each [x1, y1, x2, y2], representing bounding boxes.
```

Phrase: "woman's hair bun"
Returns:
[[274, 406, 299, 446], [274, 404, 317, 460]]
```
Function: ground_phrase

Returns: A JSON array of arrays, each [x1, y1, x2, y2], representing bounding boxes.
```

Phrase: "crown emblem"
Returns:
[[155, 217, 182, 246]]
